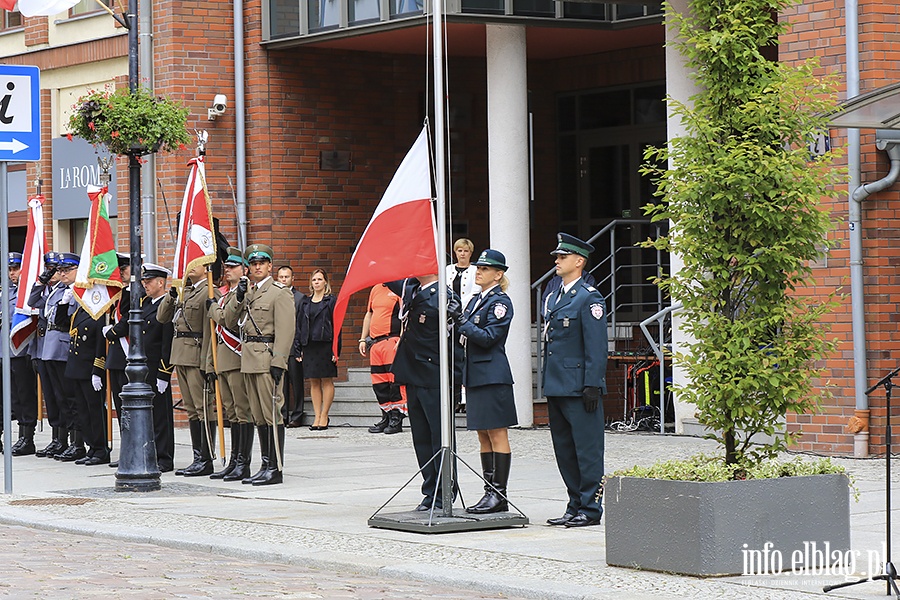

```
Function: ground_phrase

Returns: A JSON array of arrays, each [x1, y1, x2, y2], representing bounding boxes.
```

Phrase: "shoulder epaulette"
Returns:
[[273, 281, 287, 289]]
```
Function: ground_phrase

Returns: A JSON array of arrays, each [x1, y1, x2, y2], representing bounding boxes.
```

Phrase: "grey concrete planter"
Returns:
[[605, 473, 851, 576]]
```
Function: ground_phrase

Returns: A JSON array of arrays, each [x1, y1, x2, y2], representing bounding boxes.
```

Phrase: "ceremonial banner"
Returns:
[[10, 195, 45, 355], [73, 185, 124, 319], [172, 156, 216, 288], [332, 127, 437, 356]]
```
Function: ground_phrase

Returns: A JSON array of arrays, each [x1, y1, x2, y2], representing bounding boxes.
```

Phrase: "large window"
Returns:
[[1, 8, 22, 31]]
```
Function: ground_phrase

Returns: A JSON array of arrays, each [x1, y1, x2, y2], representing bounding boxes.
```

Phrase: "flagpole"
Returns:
[[115, 0, 161, 492]]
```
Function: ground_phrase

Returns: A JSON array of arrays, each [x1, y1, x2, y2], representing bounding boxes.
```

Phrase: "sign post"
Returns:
[[0, 64, 41, 494]]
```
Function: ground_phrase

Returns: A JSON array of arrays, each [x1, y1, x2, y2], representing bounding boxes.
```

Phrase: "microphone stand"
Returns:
[[824, 365, 900, 598]]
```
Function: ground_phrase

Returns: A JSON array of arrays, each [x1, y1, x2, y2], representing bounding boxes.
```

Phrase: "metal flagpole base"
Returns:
[[368, 448, 529, 534]]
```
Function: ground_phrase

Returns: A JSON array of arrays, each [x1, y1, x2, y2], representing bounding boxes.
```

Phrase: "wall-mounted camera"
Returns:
[[208, 94, 228, 121]]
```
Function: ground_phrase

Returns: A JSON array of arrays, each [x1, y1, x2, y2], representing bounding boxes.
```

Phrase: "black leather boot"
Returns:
[[253, 424, 284, 486], [57, 431, 87, 462], [211, 422, 240, 479], [466, 452, 496, 513], [11, 424, 36, 456], [368, 411, 389, 433], [243, 425, 269, 484], [183, 422, 215, 477], [36, 427, 62, 457], [175, 420, 203, 476], [225, 423, 254, 482], [468, 452, 510, 514], [383, 410, 405, 435], [50, 428, 70, 459]]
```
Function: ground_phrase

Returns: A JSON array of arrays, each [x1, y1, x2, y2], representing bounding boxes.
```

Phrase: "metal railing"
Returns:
[[639, 302, 681, 433], [531, 218, 669, 400]]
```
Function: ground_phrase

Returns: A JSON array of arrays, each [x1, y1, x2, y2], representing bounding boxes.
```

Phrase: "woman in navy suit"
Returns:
[[455, 249, 516, 514]]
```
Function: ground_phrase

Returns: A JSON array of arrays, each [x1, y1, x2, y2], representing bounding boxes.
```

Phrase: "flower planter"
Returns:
[[604, 473, 850, 576]]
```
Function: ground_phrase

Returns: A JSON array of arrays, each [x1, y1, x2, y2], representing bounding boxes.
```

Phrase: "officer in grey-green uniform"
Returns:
[[542, 233, 608, 528], [158, 263, 221, 476], [224, 244, 295, 486], [206, 247, 252, 482]]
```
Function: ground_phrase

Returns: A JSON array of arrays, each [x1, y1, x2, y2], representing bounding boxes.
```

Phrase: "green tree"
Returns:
[[643, 0, 846, 468]]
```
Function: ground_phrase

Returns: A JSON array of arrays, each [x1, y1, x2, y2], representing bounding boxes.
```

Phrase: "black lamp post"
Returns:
[[114, 0, 160, 492]]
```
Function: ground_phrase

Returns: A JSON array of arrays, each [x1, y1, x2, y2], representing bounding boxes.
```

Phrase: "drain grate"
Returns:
[[8, 497, 96, 506]]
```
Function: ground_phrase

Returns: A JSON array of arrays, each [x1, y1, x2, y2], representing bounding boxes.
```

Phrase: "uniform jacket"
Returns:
[[140, 295, 174, 383], [29, 282, 71, 362], [27, 283, 50, 359], [158, 278, 219, 370], [457, 286, 514, 388], [207, 285, 242, 374], [541, 278, 608, 396], [62, 303, 106, 381], [224, 276, 295, 373]]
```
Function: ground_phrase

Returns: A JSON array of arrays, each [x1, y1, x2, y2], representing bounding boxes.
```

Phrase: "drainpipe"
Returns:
[[139, 0, 156, 260], [234, 0, 247, 247], [848, 136, 900, 457], [844, 0, 867, 457]]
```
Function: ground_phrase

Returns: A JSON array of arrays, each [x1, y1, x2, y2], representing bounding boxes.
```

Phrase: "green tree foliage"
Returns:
[[643, 0, 846, 467]]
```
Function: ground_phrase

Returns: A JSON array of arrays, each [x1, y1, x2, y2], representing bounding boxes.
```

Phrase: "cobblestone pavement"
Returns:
[[0, 524, 524, 600]]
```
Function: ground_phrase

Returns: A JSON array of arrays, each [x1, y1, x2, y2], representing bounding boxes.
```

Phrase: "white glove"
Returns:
[[156, 378, 169, 394], [61, 288, 74, 304], [91, 375, 103, 392], [102, 325, 113, 336]]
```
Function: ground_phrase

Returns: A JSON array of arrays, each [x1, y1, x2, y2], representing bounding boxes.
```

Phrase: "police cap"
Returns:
[[8, 252, 22, 267], [550, 232, 594, 258], [224, 246, 247, 266], [472, 248, 509, 271], [245, 244, 274, 263], [141, 263, 172, 280]]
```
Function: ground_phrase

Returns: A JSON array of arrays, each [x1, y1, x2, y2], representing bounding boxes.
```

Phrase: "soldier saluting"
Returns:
[[223, 244, 295, 486]]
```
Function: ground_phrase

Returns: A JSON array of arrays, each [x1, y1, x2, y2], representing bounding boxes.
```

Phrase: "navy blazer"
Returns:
[[541, 278, 608, 396], [293, 294, 336, 354], [457, 286, 514, 388]]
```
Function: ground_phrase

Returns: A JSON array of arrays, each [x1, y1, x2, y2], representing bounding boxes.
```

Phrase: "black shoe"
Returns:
[[108, 461, 119, 468], [36, 435, 64, 458], [416, 498, 440, 511], [564, 513, 602, 528], [57, 445, 87, 462], [383, 410, 404, 435], [547, 513, 577, 526], [83, 453, 110, 466], [157, 462, 174, 473], [368, 412, 389, 433]]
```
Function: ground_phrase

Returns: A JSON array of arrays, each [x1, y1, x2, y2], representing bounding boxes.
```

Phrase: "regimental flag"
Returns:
[[73, 185, 124, 319], [332, 127, 437, 356], [10, 195, 45, 355], [172, 156, 216, 288], [3, 0, 82, 16]]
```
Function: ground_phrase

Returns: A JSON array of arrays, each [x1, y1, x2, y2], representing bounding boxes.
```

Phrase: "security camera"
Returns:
[[208, 94, 228, 121]]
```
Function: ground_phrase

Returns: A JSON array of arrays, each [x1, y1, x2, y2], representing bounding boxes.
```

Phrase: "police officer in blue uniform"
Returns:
[[7, 252, 38, 455], [30, 252, 84, 460], [388, 275, 461, 511], [542, 233, 608, 528], [31, 252, 65, 457], [453, 249, 517, 514]]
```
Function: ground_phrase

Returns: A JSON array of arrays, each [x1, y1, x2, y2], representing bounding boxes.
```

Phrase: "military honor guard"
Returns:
[[7, 252, 39, 456], [388, 275, 461, 511], [206, 248, 253, 481], [223, 244, 295, 486], [542, 233, 608, 528], [102, 252, 135, 468], [136, 263, 176, 471], [453, 249, 517, 514]]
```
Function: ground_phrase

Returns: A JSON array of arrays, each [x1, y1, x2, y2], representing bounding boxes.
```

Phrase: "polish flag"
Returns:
[[332, 127, 437, 356], [172, 156, 216, 288], [7, 0, 81, 17]]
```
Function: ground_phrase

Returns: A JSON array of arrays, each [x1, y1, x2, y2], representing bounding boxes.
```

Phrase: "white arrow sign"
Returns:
[[0, 139, 28, 154]]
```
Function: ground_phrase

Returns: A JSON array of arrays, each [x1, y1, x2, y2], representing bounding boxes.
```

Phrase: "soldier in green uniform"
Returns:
[[158, 263, 221, 476], [224, 244, 295, 486], [206, 247, 253, 481]]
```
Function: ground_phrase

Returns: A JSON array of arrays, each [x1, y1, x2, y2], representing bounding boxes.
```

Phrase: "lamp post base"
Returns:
[[114, 381, 161, 492]]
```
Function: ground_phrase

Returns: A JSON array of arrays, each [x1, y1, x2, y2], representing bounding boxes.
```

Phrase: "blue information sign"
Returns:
[[0, 65, 40, 163]]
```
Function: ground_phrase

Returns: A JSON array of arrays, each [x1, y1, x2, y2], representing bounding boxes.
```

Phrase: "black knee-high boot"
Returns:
[[243, 425, 269, 484], [176, 420, 203, 476], [468, 453, 511, 514], [183, 422, 215, 477], [252, 425, 284, 486], [211, 422, 239, 479], [466, 452, 495, 513]]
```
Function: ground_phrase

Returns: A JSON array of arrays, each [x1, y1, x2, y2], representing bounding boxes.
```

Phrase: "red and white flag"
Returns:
[[10, 195, 45, 355], [3, 0, 81, 16], [332, 127, 437, 356], [172, 156, 216, 288], [73, 185, 124, 319]]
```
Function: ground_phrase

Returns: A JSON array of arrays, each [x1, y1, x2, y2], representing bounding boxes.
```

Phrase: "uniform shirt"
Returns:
[[366, 284, 401, 338], [158, 278, 219, 371], [224, 277, 296, 374], [29, 282, 71, 362], [207, 284, 243, 374]]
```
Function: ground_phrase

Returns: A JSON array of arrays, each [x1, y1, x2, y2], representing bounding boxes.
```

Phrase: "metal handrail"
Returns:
[[639, 302, 681, 433]]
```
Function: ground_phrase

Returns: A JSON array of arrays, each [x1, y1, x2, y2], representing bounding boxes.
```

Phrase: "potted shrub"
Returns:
[[604, 0, 851, 576], [68, 86, 191, 156]]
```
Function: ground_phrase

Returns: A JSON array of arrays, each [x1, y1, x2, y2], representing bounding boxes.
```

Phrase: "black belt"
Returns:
[[369, 334, 397, 345], [245, 335, 275, 343], [175, 331, 203, 339], [48, 325, 68, 333]]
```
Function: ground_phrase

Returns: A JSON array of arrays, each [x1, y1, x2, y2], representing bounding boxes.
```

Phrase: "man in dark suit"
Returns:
[[277, 265, 306, 427], [542, 233, 608, 528], [389, 275, 460, 511]]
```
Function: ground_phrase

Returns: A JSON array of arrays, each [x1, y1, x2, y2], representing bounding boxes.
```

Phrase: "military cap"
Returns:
[[8, 252, 22, 267], [472, 248, 509, 271], [224, 246, 248, 266], [58, 252, 80, 268], [44, 252, 61, 267], [141, 262, 172, 280], [551, 232, 594, 258], [245, 244, 274, 263], [116, 252, 131, 269]]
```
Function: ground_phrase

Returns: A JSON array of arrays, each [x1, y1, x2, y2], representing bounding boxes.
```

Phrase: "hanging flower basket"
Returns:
[[67, 86, 191, 156]]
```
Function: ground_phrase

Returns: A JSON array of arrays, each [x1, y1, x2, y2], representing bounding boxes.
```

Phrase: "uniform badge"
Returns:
[[563, 317, 569, 328], [493, 303, 507, 319], [473, 315, 480, 324], [590, 303, 604, 320], [419, 313, 426, 324]]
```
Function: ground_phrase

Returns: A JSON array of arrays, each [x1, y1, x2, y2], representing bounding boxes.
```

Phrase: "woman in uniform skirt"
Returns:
[[455, 249, 517, 514], [295, 268, 338, 430]]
